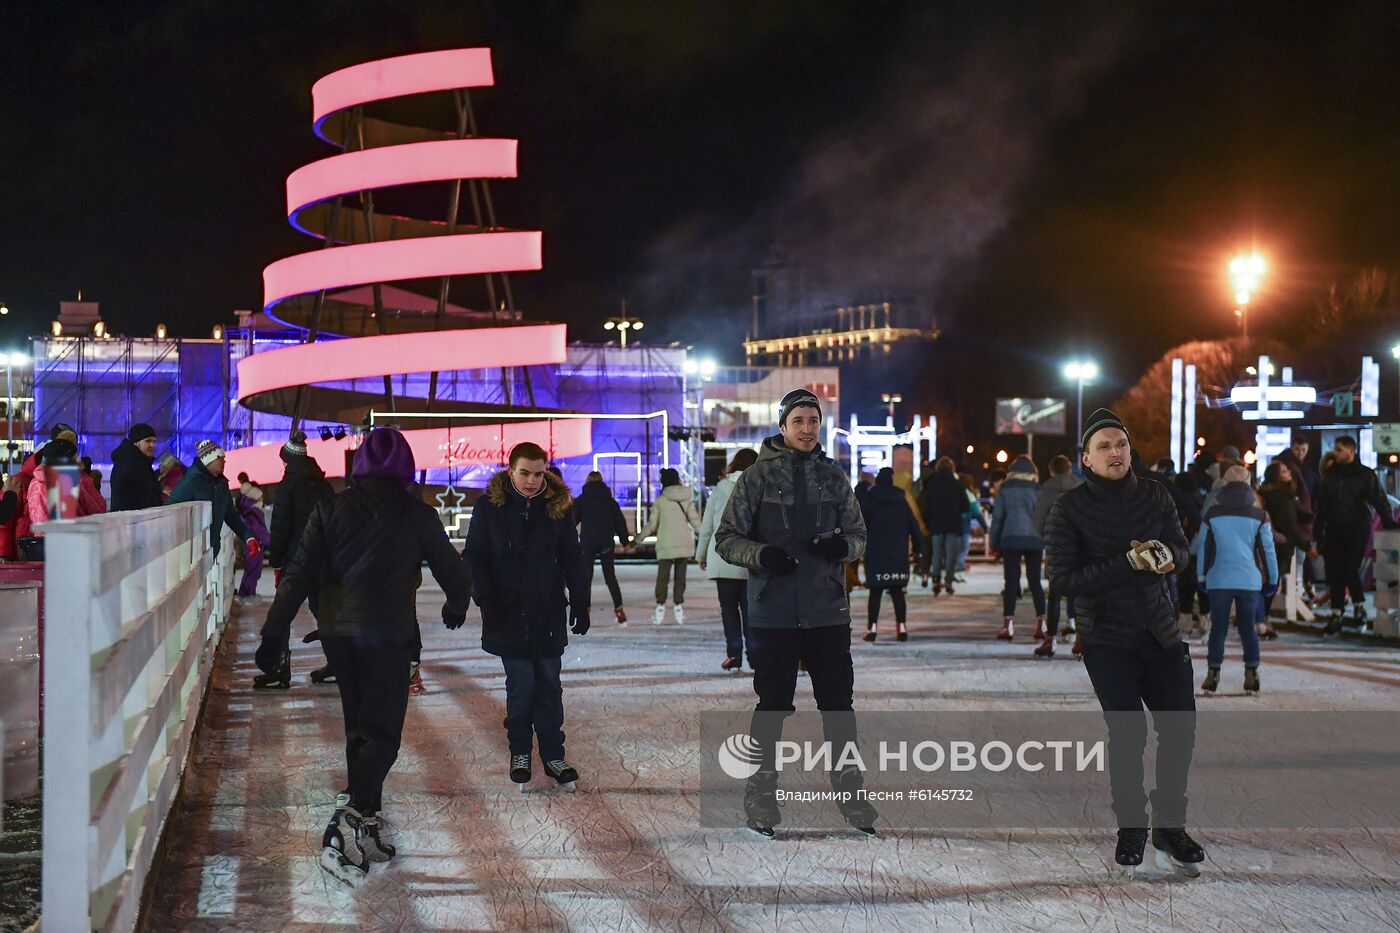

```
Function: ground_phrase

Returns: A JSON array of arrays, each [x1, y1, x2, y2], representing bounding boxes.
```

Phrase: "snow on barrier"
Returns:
[[40, 503, 235, 932]]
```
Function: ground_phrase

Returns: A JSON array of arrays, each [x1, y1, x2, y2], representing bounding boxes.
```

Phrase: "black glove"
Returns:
[[809, 534, 848, 561], [301, 628, 321, 644], [443, 610, 466, 631], [570, 607, 591, 635], [759, 546, 799, 576]]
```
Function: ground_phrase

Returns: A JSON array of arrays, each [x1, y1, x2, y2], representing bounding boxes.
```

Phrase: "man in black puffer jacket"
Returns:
[[465, 441, 590, 792], [1313, 434, 1398, 630], [1044, 408, 1204, 878], [256, 428, 471, 887]]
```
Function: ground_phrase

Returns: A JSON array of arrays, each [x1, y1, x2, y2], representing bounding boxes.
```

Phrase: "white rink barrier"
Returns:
[[41, 504, 234, 932]]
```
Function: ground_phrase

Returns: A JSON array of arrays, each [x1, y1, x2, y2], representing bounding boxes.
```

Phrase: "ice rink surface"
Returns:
[[147, 562, 1400, 932]]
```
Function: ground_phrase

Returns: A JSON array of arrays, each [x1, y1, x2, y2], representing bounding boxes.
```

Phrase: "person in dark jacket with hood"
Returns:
[[714, 388, 877, 837], [574, 471, 632, 624], [1259, 460, 1316, 632], [1044, 408, 1203, 878], [265, 431, 337, 683], [1033, 454, 1083, 657], [919, 457, 968, 594], [990, 456, 1046, 642], [1313, 435, 1399, 631], [167, 440, 254, 560], [109, 423, 164, 512], [464, 441, 590, 793], [860, 467, 921, 642], [257, 427, 471, 887]]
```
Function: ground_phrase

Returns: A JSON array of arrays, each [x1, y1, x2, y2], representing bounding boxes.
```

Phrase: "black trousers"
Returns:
[[321, 634, 413, 816], [717, 578, 750, 661], [1176, 562, 1208, 616], [1081, 630, 1196, 829], [867, 586, 907, 627], [587, 546, 624, 609], [502, 655, 565, 760], [1046, 583, 1076, 632], [748, 625, 856, 772], [1324, 527, 1369, 612]]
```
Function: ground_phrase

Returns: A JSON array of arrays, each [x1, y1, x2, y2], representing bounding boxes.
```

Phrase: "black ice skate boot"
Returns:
[[253, 649, 291, 690], [744, 770, 781, 838], [863, 621, 877, 643], [896, 620, 908, 642], [544, 758, 579, 791], [1200, 666, 1220, 695], [831, 766, 879, 837], [1243, 666, 1260, 695], [342, 806, 396, 863], [309, 665, 336, 684], [1112, 828, 1149, 879], [1151, 827, 1205, 878]]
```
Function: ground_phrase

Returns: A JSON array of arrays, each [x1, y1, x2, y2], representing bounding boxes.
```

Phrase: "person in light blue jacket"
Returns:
[[1196, 466, 1278, 696]]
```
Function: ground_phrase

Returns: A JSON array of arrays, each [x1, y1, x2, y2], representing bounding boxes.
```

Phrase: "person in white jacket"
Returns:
[[696, 449, 758, 670], [642, 467, 702, 624]]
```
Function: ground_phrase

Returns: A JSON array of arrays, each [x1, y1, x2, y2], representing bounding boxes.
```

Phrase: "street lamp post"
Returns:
[[1063, 361, 1099, 460], [1229, 253, 1266, 338], [604, 299, 645, 348], [880, 392, 902, 425]]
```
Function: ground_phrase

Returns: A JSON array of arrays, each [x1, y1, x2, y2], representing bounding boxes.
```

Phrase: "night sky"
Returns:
[[4, 1, 1400, 441]]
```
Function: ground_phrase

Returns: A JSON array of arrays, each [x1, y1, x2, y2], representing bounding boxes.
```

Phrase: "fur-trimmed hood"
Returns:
[[485, 469, 573, 520]]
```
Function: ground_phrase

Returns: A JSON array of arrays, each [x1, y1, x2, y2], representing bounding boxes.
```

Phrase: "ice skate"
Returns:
[[721, 656, 743, 672], [1032, 617, 1047, 640], [544, 758, 579, 791], [995, 619, 1014, 641], [744, 770, 780, 838], [863, 622, 877, 643], [945, 582, 956, 595], [1151, 827, 1204, 878], [651, 604, 666, 625], [1200, 666, 1220, 695], [896, 620, 908, 642], [1243, 666, 1260, 695], [932, 581, 942, 596], [407, 661, 426, 696], [309, 665, 336, 684], [614, 607, 628, 626], [1033, 635, 1055, 658], [832, 766, 879, 837], [252, 649, 291, 690], [1111, 828, 1148, 879], [342, 805, 395, 863], [674, 605, 686, 625], [1071, 633, 1083, 661], [319, 810, 368, 887], [510, 753, 532, 791]]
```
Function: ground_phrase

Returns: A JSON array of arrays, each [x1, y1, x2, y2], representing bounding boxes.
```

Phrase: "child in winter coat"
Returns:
[[1197, 466, 1278, 695], [641, 467, 701, 625]]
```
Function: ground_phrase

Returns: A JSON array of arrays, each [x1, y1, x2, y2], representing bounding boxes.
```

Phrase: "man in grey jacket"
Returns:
[[715, 388, 876, 836]]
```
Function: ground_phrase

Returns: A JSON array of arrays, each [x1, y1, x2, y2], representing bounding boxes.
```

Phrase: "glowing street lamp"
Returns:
[[1063, 360, 1099, 457], [604, 315, 644, 347], [1229, 252, 1266, 337], [880, 392, 902, 423]]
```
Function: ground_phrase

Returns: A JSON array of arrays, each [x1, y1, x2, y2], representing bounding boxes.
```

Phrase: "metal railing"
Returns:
[[40, 503, 234, 932]]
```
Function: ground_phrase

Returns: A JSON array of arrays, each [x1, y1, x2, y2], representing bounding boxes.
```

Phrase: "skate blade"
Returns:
[[746, 823, 776, 839], [556, 780, 577, 792], [252, 679, 291, 690], [1153, 846, 1202, 878], [512, 780, 530, 793], [1109, 862, 1140, 881], [319, 849, 367, 888], [850, 826, 880, 838]]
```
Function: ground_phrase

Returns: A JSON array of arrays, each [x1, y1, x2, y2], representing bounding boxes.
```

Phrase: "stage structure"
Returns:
[[226, 48, 585, 485], [830, 414, 937, 484]]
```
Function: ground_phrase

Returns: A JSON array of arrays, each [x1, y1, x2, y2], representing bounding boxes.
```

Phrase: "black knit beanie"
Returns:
[[1081, 408, 1130, 450], [778, 389, 821, 426]]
